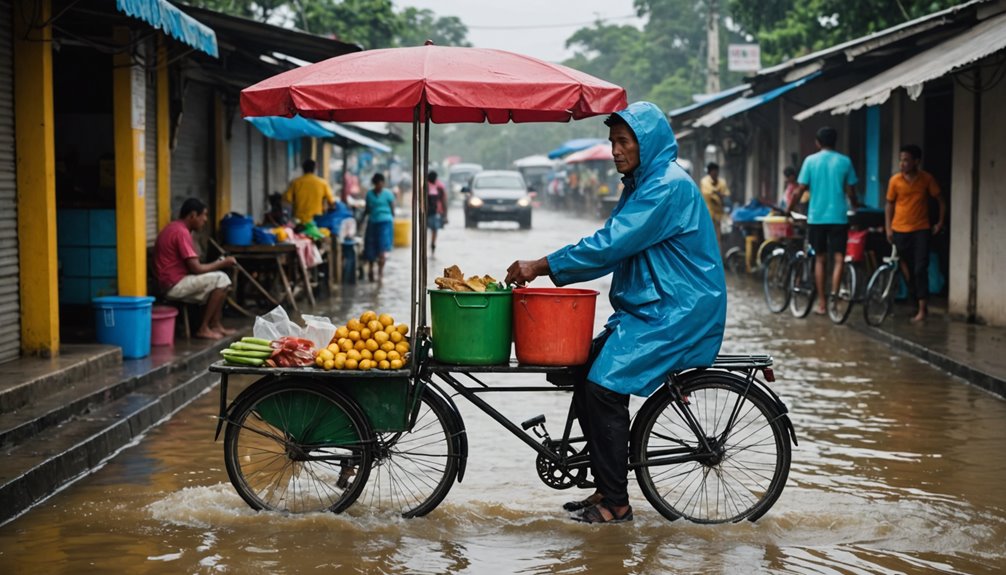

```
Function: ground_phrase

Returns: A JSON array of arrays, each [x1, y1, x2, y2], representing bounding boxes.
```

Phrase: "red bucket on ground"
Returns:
[[512, 287, 599, 366]]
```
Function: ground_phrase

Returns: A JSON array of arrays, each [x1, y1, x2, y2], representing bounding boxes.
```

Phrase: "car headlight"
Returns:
[[517, 197, 531, 207], [468, 197, 484, 207]]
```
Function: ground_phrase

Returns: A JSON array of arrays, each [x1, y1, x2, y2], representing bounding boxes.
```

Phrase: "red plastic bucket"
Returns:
[[151, 305, 178, 346], [512, 287, 599, 366]]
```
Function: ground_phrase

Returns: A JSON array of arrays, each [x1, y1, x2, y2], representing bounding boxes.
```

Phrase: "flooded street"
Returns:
[[1, 207, 1004, 574]]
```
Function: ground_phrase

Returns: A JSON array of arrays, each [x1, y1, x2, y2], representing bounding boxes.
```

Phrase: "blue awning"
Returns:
[[547, 138, 608, 159], [692, 72, 822, 128], [315, 121, 392, 153], [246, 116, 392, 153], [245, 115, 332, 141], [115, 0, 219, 57], [668, 84, 750, 118]]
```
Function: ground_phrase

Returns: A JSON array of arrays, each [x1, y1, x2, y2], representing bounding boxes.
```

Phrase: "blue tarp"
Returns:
[[693, 72, 822, 128], [115, 0, 218, 57], [547, 138, 608, 159], [246, 116, 392, 153], [245, 115, 332, 141]]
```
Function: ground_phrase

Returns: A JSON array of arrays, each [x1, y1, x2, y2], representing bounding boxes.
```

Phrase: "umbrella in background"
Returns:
[[240, 42, 627, 335], [563, 143, 613, 164], [546, 138, 608, 159]]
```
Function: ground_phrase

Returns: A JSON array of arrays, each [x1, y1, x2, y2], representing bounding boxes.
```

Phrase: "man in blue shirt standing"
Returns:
[[797, 126, 859, 315]]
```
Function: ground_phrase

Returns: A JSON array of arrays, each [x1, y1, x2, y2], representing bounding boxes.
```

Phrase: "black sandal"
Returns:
[[571, 504, 633, 524], [562, 493, 603, 512]]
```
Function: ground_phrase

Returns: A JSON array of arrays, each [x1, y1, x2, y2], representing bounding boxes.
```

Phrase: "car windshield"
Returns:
[[449, 172, 473, 185], [474, 176, 524, 190]]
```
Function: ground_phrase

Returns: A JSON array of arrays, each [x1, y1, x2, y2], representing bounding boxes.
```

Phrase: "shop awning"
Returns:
[[796, 12, 1006, 121], [668, 84, 750, 119], [245, 116, 392, 153], [547, 138, 608, 159], [115, 0, 218, 57], [693, 72, 821, 128], [315, 121, 392, 153]]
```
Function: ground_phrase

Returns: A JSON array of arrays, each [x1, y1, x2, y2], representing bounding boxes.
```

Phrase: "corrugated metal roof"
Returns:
[[795, 12, 1006, 121], [114, 0, 218, 57], [693, 72, 821, 128], [668, 84, 750, 118]]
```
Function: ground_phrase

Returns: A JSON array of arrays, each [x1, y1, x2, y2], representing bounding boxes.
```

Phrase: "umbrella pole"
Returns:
[[410, 107, 420, 344], [419, 107, 431, 331]]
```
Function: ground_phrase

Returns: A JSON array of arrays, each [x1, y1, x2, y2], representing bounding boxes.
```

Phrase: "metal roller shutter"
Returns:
[[229, 109, 248, 216], [145, 39, 158, 244], [249, 125, 265, 221], [0, 0, 22, 363], [170, 81, 213, 219]]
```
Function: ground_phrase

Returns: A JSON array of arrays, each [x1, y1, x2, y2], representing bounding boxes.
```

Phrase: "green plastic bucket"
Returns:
[[428, 289, 512, 364]]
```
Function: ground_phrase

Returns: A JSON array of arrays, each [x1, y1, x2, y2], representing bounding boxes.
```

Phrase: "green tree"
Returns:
[[728, 0, 967, 65], [300, 0, 400, 48], [396, 7, 472, 47]]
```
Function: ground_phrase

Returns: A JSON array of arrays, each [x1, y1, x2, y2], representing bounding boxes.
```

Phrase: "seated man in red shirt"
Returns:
[[154, 198, 237, 339]]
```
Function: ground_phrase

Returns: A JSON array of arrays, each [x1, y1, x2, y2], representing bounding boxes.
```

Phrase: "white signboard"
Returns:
[[728, 44, 761, 72]]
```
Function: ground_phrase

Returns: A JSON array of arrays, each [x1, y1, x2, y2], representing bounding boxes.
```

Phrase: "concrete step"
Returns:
[[0, 345, 122, 414], [0, 366, 221, 526], [0, 336, 239, 526]]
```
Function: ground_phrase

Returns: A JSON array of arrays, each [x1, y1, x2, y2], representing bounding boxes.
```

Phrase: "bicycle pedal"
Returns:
[[521, 414, 546, 430]]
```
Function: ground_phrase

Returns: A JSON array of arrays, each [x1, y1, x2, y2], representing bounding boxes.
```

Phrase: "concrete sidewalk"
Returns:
[[853, 310, 1006, 399]]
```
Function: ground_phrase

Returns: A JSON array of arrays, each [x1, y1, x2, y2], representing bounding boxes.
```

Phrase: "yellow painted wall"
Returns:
[[14, 0, 59, 356], [157, 40, 171, 230], [215, 94, 230, 229], [113, 27, 147, 296]]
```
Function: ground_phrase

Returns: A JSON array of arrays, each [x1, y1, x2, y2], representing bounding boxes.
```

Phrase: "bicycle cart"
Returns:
[[217, 44, 797, 523], [210, 350, 796, 522]]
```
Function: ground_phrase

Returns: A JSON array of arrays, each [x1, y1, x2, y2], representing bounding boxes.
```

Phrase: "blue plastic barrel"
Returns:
[[221, 214, 254, 246], [93, 296, 156, 359]]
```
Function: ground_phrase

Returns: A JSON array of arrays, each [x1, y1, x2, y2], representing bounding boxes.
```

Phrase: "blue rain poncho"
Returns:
[[546, 102, 726, 396]]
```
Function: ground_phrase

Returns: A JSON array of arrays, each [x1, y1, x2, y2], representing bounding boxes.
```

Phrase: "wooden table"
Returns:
[[224, 243, 315, 312]]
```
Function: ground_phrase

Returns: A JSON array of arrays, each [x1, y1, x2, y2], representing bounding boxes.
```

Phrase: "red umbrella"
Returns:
[[241, 44, 626, 123], [563, 143, 613, 164], [240, 44, 626, 335]]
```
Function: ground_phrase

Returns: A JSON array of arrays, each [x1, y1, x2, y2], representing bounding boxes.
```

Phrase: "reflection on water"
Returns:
[[1, 210, 1005, 574]]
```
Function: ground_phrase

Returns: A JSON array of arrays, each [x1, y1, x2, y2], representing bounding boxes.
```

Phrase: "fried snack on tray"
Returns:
[[435, 266, 504, 292]]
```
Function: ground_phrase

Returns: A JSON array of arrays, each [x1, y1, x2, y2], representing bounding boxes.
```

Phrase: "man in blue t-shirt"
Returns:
[[797, 126, 859, 315]]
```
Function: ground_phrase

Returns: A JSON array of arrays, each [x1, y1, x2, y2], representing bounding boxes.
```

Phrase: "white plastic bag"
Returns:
[[301, 314, 337, 350], [253, 306, 302, 342]]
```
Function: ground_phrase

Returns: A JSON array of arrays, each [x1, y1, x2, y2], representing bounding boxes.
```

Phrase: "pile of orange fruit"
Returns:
[[314, 310, 410, 371]]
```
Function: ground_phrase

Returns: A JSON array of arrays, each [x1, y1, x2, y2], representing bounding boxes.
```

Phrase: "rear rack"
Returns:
[[710, 354, 774, 369]]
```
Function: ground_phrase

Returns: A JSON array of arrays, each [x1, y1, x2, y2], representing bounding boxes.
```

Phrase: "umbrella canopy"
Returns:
[[546, 137, 608, 159], [563, 143, 613, 164], [241, 44, 626, 123], [512, 154, 555, 168]]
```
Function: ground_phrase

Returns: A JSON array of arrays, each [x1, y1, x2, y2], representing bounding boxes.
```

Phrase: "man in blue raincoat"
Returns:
[[505, 101, 726, 524]]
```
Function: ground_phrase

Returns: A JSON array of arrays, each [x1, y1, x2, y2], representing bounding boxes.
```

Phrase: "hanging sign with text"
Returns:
[[728, 44, 761, 72]]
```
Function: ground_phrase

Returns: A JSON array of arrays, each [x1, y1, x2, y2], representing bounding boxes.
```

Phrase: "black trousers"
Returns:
[[893, 230, 931, 301], [573, 378, 631, 508]]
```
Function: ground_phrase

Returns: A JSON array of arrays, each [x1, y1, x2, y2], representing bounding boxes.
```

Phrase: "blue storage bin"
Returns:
[[92, 296, 155, 359], [89, 210, 117, 246], [221, 214, 254, 246], [57, 210, 89, 247], [90, 247, 118, 277], [60, 247, 91, 277]]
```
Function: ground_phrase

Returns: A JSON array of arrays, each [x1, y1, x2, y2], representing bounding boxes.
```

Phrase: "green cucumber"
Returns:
[[229, 342, 273, 353], [221, 349, 271, 359], [241, 337, 273, 347], [221, 355, 265, 366]]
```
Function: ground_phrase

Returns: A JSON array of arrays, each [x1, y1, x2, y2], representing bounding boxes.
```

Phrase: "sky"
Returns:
[[398, 0, 645, 62]]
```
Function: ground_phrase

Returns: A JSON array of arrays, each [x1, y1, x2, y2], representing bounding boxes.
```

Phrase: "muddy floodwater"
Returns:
[[2, 209, 1004, 574]]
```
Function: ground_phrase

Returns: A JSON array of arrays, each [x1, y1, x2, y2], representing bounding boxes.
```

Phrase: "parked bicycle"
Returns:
[[863, 244, 901, 326]]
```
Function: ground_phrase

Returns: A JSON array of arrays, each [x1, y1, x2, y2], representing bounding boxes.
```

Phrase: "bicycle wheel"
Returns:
[[224, 379, 374, 514], [864, 265, 896, 326], [828, 262, 857, 324], [762, 253, 790, 313], [756, 239, 784, 268], [631, 373, 792, 524], [356, 386, 461, 518], [723, 247, 745, 275], [788, 256, 815, 318]]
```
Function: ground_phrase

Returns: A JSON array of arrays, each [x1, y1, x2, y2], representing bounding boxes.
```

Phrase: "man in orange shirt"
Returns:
[[885, 145, 946, 322], [284, 159, 336, 224]]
